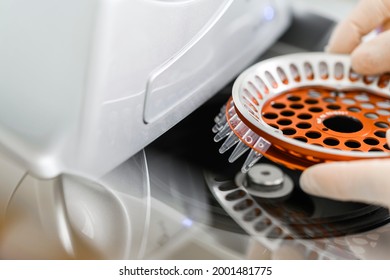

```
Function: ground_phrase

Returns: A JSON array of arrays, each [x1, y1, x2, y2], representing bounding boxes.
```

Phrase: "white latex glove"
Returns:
[[327, 0, 390, 75], [300, 130, 390, 209], [300, 0, 390, 208]]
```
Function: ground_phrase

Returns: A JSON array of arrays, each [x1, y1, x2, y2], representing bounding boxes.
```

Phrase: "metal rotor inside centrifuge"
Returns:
[[208, 53, 390, 259]]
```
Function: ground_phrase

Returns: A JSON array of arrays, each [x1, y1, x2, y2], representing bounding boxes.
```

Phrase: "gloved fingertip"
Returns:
[[386, 129, 390, 144], [350, 47, 376, 75], [299, 167, 322, 196], [324, 44, 330, 53], [350, 32, 390, 75], [272, 243, 305, 260]]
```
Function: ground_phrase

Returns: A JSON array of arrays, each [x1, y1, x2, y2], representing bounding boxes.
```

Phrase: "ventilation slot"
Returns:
[[304, 62, 314, 80], [378, 74, 390, 88], [265, 71, 278, 89], [364, 75, 376, 84], [248, 82, 262, 103], [277, 67, 288, 84], [349, 68, 360, 81], [334, 62, 344, 80], [289, 64, 301, 82], [319, 61, 329, 79], [255, 76, 269, 95]]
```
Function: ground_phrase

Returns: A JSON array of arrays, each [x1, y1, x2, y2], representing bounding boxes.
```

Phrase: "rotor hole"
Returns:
[[323, 138, 340, 146], [305, 98, 319, 105], [297, 113, 313, 120], [375, 122, 389, 128], [377, 101, 390, 109], [281, 110, 295, 117], [309, 107, 323, 113], [233, 199, 254, 211], [296, 122, 312, 129], [369, 148, 383, 152], [361, 103, 375, 109], [272, 102, 286, 109], [288, 95, 301, 102], [322, 128, 328, 131], [345, 140, 361, 148], [323, 116, 363, 133], [377, 109, 390, 116], [365, 113, 379, 119], [327, 104, 341, 110], [342, 98, 356, 105], [294, 136, 308, 143], [364, 138, 380, 146], [269, 124, 279, 129], [323, 97, 336, 103], [277, 119, 292, 126], [384, 144, 390, 150], [282, 128, 297, 135], [226, 190, 246, 201], [243, 208, 262, 222], [348, 107, 361, 113], [219, 184, 237, 191], [267, 227, 283, 238], [305, 131, 322, 139], [374, 131, 386, 138], [254, 218, 272, 232], [290, 103, 304, 110], [263, 112, 278, 119], [308, 90, 321, 98], [355, 94, 370, 102]]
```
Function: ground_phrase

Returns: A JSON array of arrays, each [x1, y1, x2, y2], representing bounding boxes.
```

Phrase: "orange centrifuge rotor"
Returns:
[[213, 53, 390, 171], [262, 88, 390, 152]]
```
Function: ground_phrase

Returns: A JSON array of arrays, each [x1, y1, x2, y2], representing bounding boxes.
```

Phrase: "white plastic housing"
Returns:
[[0, 0, 290, 178]]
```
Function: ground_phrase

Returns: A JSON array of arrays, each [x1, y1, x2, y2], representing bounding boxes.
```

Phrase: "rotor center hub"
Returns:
[[323, 115, 363, 133], [236, 164, 294, 199], [247, 164, 284, 190]]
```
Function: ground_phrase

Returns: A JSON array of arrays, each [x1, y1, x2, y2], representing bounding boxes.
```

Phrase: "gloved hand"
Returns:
[[300, 128, 390, 209], [327, 0, 390, 75], [300, 0, 390, 208]]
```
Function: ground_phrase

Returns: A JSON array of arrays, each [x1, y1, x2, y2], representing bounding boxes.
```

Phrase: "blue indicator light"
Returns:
[[182, 218, 193, 228], [263, 5, 275, 21]]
